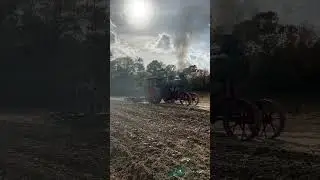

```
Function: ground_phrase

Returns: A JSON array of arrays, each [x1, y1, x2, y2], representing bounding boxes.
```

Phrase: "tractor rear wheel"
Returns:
[[179, 92, 192, 106], [189, 92, 200, 106], [255, 98, 286, 139]]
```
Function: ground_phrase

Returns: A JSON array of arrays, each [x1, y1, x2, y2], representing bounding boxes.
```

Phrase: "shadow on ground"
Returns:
[[212, 132, 320, 179], [0, 110, 108, 179]]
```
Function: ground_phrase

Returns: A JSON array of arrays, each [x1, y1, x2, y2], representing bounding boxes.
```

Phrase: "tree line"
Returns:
[[110, 57, 210, 96], [0, 0, 108, 108], [1, 2, 319, 107], [213, 11, 320, 97]]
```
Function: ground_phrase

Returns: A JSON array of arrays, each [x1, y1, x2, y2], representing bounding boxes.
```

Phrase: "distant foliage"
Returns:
[[110, 57, 210, 96], [213, 10, 320, 95], [0, 0, 108, 107]]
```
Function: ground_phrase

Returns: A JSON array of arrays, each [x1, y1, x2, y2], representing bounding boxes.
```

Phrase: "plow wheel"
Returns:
[[222, 98, 262, 141], [179, 92, 192, 106], [255, 98, 286, 139], [189, 92, 200, 106]]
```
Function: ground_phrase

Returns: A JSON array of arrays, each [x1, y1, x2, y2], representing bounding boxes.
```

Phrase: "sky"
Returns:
[[110, 0, 320, 70], [232, 0, 320, 28], [246, 0, 319, 27], [110, 0, 320, 34], [110, 0, 210, 71], [110, 0, 210, 34], [212, 0, 320, 34]]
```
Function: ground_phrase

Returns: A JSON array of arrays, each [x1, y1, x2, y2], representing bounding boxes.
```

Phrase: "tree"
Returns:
[[0, 0, 110, 108], [110, 57, 136, 96], [133, 57, 146, 87], [164, 64, 176, 79], [228, 10, 320, 93], [111, 57, 136, 76], [146, 60, 165, 77], [134, 57, 145, 72]]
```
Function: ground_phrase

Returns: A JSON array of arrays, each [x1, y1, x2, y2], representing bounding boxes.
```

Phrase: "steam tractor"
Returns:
[[212, 34, 286, 141], [144, 76, 193, 105]]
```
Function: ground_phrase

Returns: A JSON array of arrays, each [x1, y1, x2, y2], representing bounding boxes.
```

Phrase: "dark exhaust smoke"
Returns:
[[174, 32, 191, 71], [174, 4, 210, 71], [174, 6, 196, 72]]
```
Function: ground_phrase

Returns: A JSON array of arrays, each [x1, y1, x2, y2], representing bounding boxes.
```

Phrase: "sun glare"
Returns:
[[124, 0, 154, 29]]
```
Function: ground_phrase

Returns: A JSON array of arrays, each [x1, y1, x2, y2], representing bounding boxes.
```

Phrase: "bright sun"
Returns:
[[124, 0, 154, 29]]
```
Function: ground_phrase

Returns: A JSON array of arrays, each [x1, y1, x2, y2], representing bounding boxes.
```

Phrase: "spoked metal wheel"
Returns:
[[222, 98, 262, 141], [255, 98, 286, 139], [189, 92, 200, 106], [179, 92, 192, 106]]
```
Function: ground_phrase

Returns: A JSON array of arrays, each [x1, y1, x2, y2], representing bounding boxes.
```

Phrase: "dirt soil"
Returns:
[[110, 100, 210, 179], [0, 110, 107, 179], [0, 98, 319, 179], [111, 99, 320, 179], [213, 118, 320, 179]]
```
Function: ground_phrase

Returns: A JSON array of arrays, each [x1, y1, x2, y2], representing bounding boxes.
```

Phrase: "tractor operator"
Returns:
[[163, 75, 175, 99], [177, 72, 188, 92], [163, 72, 188, 99], [168, 72, 188, 95]]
